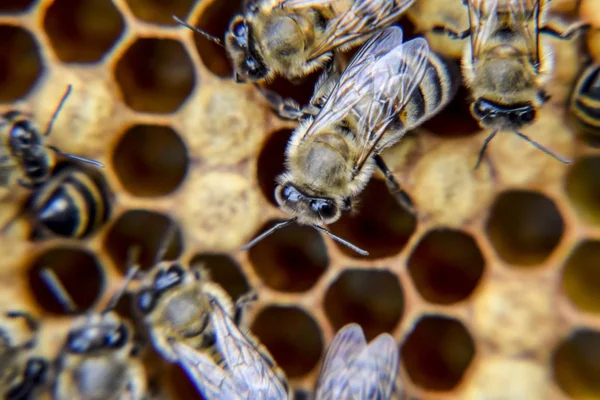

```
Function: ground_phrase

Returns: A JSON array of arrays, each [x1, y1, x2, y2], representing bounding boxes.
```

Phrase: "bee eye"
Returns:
[[232, 20, 246, 38], [245, 59, 259, 75], [472, 99, 487, 119], [519, 108, 536, 123], [11, 123, 33, 147], [279, 184, 301, 203], [104, 324, 128, 349], [136, 288, 157, 314], [66, 331, 89, 354], [310, 199, 337, 220]]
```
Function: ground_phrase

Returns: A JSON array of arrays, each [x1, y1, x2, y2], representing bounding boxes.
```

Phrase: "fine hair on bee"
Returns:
[[242, 26, 459, 255], [39, 250, 148, 400], [570, 63, 600, 137], [0, 84, 103, 191], [173, 0, 417, 83], [0, 311, 48, 400], [431, 0, 589, 168], [130, 220, 258, 365], [169, 297, 289, 400], [314, 323, 399, 400]]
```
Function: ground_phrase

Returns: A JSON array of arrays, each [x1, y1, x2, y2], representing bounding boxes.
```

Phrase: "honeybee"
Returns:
[[0, 84, 102, 190], [3, 164, 112, 239], [170, 297, 289, 400], [570, 63, 600, 135], [174, 0, 416, 83], [242, 26, 458, 256], [40, 261, 148, 400], [432, 0, 589, 167], [0, 311, 47, 400], [314, 323, 399, 400]]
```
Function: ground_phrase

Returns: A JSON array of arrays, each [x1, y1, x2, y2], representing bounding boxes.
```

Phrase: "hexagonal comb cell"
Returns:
[[248, 220, 328, 292], [104, 210, 183, 272], [43, 0, 125, 63], [0, 0, 35, 12], [422, 84, 481, 138], [562, 240, 600, 314], [0, 25, 43, 102], [28, 246, 105, 314], [566, 156, 600, 227], [190, 253, 249, 301], [329, 179, 417, 259], [112, 124, 189, 197], [408, 228, 484, 304], [189, 0, 244, 78], [126, 0, 194, 26], [553, 329, 600, 398], [251, 306, 323, 378], [324, 269, 404, 340], [257, 129, 293, 206], [486, 190, 564, 266], [114, 38, 195, 113], [402, 315, 475, 391]]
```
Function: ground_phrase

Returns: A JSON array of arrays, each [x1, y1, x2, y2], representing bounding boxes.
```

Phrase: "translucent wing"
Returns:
[[315, 325, 399, 400], [282, 0, 415, 60], [353, 36, 430, 170], [467, 0, 499, 63], [172, 342, 241, 400], [303, 26, 405, 141], [209, 298, 289, 400], [507, 0, 541, 70]]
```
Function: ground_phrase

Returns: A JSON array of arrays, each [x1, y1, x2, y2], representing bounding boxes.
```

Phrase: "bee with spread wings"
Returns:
[[243, 26, 458, 255], [170, 297, 289, 400], [315, 323, 399, 400], [174, 0, 415, 83], [433, 0, 589, 167]]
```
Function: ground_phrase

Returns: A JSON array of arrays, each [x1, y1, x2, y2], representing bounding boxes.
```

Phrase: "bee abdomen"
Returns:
[[571, 64, 600, 134], [403, 52, 459, 130], [32, 168, 107, 238]]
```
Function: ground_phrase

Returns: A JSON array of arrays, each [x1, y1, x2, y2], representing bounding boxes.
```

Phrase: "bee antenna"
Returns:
[[173, 15, 224, 48], [44, 84, 72, 137], [513, 130, 572, 164], [103, 246, 141, 314], [40, 268, 78, 314], [240, 218, 298, 251], [310, 224, 369, 256], [47, 145, 104, 168], [474, 130, 498, 170], [154, 220, 179, 265]]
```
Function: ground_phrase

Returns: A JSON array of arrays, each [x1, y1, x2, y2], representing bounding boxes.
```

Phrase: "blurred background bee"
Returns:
[[0, 85, 102, 190], [243, 26, 458, 255], [175, 0, 416, 83], [0, 311, 47, 400], [432, 0, 589, 167], [41, 262, 148, 400], [314, 323, 399, 400], [570, 63, 600, 137], [171, 297, 289, 400]]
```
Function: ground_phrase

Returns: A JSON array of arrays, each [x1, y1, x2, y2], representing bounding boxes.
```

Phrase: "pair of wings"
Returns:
[[171, 298, 288, 400], [300, 26, 431, 172], [467, 0, 542, 71], [278, 0, 416, 60], [315, 323, 399, 400]]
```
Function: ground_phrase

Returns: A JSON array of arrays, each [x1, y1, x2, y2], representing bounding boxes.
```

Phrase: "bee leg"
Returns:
[[5, 357, 48, 400], [233, 291, 258, 326], [254, 84, 305, 121], [540, 22, 590, 40], [431, 26, 471, 40], [6, 311, 39, 349], [373, 154, 415, 215]]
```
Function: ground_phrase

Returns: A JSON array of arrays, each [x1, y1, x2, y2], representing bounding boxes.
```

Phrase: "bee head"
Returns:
[[226, 16, 269, 82], [275, 182, 345, 225], [135, 263, 186, 315], [471, 98, 536, 130], [66, 315, 130, 354]]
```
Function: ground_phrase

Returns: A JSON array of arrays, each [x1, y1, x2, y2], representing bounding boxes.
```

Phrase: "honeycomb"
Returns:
[[0, 0, 600, 399]]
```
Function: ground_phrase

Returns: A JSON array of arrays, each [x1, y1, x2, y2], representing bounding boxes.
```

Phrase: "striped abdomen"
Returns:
[[31, 167, 109, 238], [571, 64, 600, 134], [401, 52, 459, 130]]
